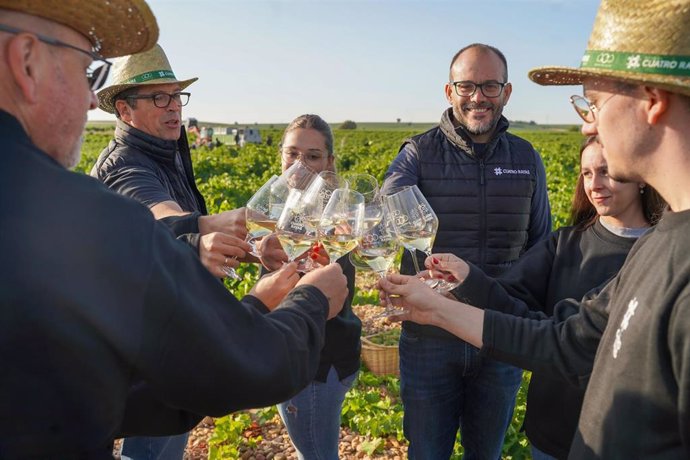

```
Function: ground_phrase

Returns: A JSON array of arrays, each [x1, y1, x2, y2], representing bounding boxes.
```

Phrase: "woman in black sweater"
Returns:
[[388, 136, 665, 459]]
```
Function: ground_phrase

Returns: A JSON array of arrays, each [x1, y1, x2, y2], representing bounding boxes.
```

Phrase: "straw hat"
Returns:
[[528, 0, 690, 97], [97, 44, 198, 114], [0, 0, 158, 58]]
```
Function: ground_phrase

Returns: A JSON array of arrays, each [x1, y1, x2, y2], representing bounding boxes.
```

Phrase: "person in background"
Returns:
[[91, 44, 255, 281], [382, 43, 551, 459], [0, 1, 349, 457], [380, 0, 690, 457], [426, 136, 664, 459], [260, 114, 362, 460]]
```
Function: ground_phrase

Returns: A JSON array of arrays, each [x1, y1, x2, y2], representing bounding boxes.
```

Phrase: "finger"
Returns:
[[211, 266, 226, 279], [384, 272, 411, 285], [278, 262, 298, 277], [221, 235, 253, 252], [378, 276, 406, 296]]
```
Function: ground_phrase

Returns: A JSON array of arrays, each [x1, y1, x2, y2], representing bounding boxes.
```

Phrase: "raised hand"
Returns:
[[199, 207, 248, 240], [297, 263, 348, 319], [199, 231, 251, 279], [249, 262, 300, 310]]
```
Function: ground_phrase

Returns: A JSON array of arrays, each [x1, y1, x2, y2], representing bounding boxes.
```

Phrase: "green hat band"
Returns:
[[581, 50, 690, 77], [123, 69, 176, 84]]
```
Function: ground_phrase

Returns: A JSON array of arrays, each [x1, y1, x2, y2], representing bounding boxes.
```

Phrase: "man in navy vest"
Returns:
[[383, 43, 551, 459]]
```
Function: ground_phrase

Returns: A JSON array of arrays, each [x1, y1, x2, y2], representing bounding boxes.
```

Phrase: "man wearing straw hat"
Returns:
[[527, 0, 690, 456], [379, 0, 690, 457], [92, 44, 255, 281], [0, 1, 349, 457]]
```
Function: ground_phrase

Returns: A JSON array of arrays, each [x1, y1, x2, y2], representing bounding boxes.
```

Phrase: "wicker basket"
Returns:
[[361, 332, 400, 376]]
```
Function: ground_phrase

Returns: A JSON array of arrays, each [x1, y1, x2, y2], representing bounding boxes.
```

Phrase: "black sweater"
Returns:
[[0, 111, 329, 458], [480, 210, 690, 458], [452, 219, 638, 458]]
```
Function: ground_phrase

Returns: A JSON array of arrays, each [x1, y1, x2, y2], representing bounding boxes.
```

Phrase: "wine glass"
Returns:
[[275, 188, 318, 264], [298, 171, 348, 269], [357, 208, 404, 316], [384, 185, 433, 276], [268, 160, 318, 219], [344, 172, 383, 232], [385, 185, 460, 292], [318, 188, 365, 263], [245, 175, 280, 257], [406, 186, 460, 292]]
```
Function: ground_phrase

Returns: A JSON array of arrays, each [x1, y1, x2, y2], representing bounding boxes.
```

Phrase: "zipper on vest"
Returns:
[[479, 158, 486, 269]]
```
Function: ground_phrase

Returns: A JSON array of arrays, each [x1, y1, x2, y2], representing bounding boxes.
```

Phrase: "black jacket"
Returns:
[[91, 120, 205, 248], [481, 211, 690, 459], [0, 111, 329, 458], [453, 220, 639, 458]]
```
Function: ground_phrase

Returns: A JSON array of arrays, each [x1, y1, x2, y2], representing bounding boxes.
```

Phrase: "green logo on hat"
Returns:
[[582, 50, 690, 77], [123, 69, 177, 84]]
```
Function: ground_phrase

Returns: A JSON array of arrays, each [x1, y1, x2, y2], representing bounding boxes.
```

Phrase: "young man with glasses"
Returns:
[[379, 0, 690, 457], [0, 1, 349, 458], [381, 43, 551, 459]]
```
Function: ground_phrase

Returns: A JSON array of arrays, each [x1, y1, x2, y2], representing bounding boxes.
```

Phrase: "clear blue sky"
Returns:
[[89, 0, 601, 125]]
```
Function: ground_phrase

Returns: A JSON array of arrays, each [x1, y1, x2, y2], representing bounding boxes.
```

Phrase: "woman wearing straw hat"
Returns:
[[379, 0, 690, 457]]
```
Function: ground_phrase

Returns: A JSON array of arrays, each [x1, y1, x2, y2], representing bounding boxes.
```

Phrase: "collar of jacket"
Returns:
[[114, 119, 184, 165], [438, 107, 509, 157]]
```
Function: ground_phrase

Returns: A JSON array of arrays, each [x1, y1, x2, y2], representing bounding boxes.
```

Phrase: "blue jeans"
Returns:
[[120, 433, 189, 460], [399, 329, 523, 460], [277, 366, 358, 460]]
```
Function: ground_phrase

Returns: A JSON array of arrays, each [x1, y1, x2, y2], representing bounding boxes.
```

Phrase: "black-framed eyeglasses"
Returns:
[[570, 94, 617, 123], [0, 23, 111, 91], [450, 80, 507, 98], [126, 92, 191, 109]]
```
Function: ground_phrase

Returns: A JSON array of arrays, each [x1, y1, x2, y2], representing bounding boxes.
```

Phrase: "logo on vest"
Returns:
[[493, 167, 531, 176], [612, 297, 639, 359]]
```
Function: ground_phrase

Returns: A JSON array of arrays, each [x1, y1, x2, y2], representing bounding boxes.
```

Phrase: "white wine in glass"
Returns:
[[277, 232, 317, 262], [318, 189, 364, 262], [245, 175, 282, 256], [358, 208, 403, 317], [276, 188, 318, 264]]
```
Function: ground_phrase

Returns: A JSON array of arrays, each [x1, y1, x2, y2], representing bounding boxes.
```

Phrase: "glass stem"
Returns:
[[408, 248, 422, 274]]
